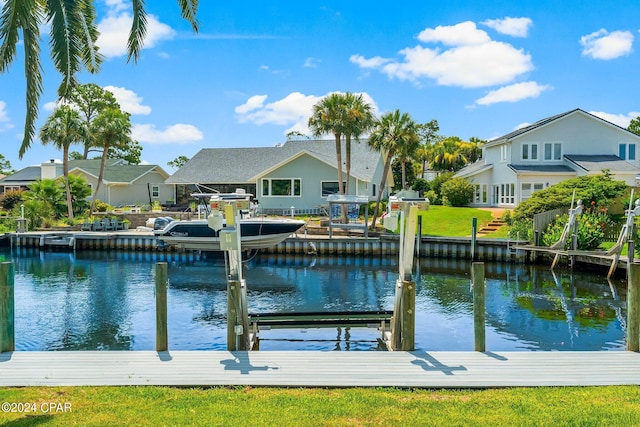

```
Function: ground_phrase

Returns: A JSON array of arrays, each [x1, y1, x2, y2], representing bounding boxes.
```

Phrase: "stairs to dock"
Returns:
[[477, 219, 506, 235]]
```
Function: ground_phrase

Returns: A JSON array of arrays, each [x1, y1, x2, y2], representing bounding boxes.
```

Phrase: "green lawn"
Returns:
[[1, 386, 639, 426], [418, 205, 495, 237]]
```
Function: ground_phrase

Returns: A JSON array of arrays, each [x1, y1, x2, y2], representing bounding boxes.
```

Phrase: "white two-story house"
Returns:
[[455, 108, 640, 208]]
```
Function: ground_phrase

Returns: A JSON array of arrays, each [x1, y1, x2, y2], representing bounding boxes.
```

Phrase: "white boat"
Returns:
[[154, 190, 305, 251]]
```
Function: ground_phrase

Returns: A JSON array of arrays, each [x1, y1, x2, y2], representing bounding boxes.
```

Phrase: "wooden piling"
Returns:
[[471, 218, 477, 261], [155, 262, 168, 352], [391, 279, 415, 351], [628, 263, 640, 352], [0, 262, 15, 353], [472, 262, 486, 352]]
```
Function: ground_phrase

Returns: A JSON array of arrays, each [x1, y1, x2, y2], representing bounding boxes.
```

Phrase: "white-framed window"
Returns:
[[3, 186, 20, 193], [473, 184, 488, 204], [521, 143, 538, 161], [500, 145, 508, 162], [619, 143, 637, 161], [151, 185, 159, 198], [544, 142, 562, 160], [262, 178, 302, 197], [321, 181, 346, 197], [500, 183, 515, 204], [522, 182, 545, 201]]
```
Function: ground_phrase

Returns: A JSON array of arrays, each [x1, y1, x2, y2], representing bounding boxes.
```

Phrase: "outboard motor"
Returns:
[[153, 217, 174, 230]]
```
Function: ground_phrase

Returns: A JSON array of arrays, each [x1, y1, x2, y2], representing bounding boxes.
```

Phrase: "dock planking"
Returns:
[[1, 350, 640, 387]]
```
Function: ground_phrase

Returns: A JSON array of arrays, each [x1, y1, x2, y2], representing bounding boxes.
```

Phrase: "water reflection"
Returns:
[[4, 248, 628, 351]]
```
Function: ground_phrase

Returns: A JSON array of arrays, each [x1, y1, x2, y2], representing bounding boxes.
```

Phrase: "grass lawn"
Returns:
[[1, 386, 639, 426], [418, 205, 495, 237]]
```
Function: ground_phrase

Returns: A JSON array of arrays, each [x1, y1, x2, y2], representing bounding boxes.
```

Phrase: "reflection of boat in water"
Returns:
[[154, 190, 305, 251]]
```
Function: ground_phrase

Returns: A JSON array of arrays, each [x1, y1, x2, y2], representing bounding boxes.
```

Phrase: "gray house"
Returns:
[[166, 139, 390, 214], [456, 108, 640, 207], [0, 159, 173, 207]]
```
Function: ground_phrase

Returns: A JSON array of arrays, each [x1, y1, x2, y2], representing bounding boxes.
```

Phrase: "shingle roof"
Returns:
[[0, 166, 41, 183], [166, 139, 381, 184], [508, 164, 576, 173], [564, 154, 638, 173]]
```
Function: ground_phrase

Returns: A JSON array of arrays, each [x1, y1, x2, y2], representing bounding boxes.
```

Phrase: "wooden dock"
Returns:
[[1, 350, 640, 387]]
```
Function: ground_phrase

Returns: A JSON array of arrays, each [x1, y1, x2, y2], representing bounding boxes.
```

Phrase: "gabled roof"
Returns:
[[564, 154, 638, 173], [0, 166, 41, 183], [454, 161, 493, 178], [484, 108, 640, 148], [166, 139, 382, 184]]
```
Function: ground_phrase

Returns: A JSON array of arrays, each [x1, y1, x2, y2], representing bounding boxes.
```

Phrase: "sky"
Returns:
[[1, 0, 640, 173]]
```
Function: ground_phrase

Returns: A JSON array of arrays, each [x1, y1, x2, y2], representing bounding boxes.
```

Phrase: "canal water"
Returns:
[[4, 248, 627, 352]]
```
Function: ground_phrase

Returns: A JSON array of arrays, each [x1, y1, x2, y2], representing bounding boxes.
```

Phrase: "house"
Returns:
[[0, 159, 173, 207], [455, 108, 640, 207], [166, 139, 390, 214]]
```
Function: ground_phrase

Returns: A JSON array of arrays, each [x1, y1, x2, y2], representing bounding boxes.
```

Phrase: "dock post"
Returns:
[[0, 261, 15, 353], [391, 279, 415, 351], [628, 263, 640, 352], [471, 217, 477, 261], [472, 262, 486, 352], [155, 262, 168, 352]]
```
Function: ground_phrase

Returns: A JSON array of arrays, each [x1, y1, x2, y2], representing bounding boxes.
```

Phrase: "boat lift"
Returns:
[[218, 197, 419, 351]]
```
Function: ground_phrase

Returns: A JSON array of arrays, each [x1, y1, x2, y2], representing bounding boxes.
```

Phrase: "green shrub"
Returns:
[[508, 219, 533, 241], [541, 212, 614, 250], [412, 178, 430, 195], [424, 190, 440, 205], [93, 200, 111, 212], [361, 201, 387, 216], [440, 177, 474, 207], [0, 189, 24, 210]]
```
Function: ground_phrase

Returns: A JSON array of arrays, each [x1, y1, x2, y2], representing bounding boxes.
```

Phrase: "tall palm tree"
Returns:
[[430, 137, 469, 172], [39, 105, 88, 223], [308, 93, 348, 221], [90, 107, 132, 213], [0, 1, 199, 158], [342, 93, 374, 194], [416, 120, 440, 178], [368, 109, 419, 229]]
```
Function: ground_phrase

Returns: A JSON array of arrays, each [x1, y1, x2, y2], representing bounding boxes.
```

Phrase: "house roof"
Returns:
[[564, 154, 638, 173], [508, 164, 576, 174], [454, 161, 493, 178], [166, 139, 381, 184], [484, 108, 640, 148], [0, 159, 168, 186]]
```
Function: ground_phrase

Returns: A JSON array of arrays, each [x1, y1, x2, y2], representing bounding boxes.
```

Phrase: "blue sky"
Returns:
[[1, 0, 640, 172]]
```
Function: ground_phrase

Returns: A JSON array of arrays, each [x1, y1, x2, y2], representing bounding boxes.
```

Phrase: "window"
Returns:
[[3, 186, 20, 193], [262, 178, 301, 197], [151, 185, 159, 198], [619, 143, 637, 161], [321, 181, 346, 197], [500, 145, 508, 162], [473, 184, 488, 204], [521, 182, 545, 201], [544, 142, 562, 160], [500, 183, 515, 204], [521, 143, 538, 160]]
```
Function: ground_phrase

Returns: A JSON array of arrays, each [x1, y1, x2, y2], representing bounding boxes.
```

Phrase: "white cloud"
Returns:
[[103, 85, 152, 115], [303, 57, 321, 68], [97, 6, 175, 58], [235, 91, 379, 137], [475, 81, 552, 106], [580, 29, 634, 60], [418, 21, 491, 46], [132, 123, 203, 144], [589, 111, 640, 128], [481, 17, 533, 37], [353, 21, 533, 88], [0, 101, 14, 132]]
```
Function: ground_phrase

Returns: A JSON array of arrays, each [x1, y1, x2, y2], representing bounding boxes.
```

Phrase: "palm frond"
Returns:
[[47, 0, 81, 98], [177, 0, 199, 32], [0, 0, 23, 72], [19, 1, 44, 158], [76, 0, 102, 73], [126, 0, 147, 63]]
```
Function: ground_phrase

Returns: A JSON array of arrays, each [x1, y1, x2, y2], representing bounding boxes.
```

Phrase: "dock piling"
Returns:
[[155, 262, 168, 352], [0, 261, 15, 353], [471, 262, 486, 352], [628, 263, 640, 352]]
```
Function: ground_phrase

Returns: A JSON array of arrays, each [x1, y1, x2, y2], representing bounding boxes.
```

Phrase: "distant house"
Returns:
[[0, 159, 173, 207], [166, 139, 390, 214], [455, 108, 640, 207]]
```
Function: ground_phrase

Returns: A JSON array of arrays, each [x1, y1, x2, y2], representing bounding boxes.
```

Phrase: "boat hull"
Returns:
[[154, 218, 304, 251]]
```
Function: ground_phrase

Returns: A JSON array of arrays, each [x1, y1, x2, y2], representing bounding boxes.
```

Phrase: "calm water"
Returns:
[[5, 248, 628, 352]]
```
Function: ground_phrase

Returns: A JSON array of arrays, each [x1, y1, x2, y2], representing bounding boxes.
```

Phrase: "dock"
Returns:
[[1, 350, 639, 387]]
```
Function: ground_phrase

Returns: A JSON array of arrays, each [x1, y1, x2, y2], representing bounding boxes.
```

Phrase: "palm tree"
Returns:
[[308, 93, 348, 221], [39, 105, 88, 223], [430, 137, 469, 172], [0, 1, 199, 158], [90, 107, 132, 213], [368, 109, 419, 229], [342, 93, 374, 194], [416, 120, 440, 178]]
